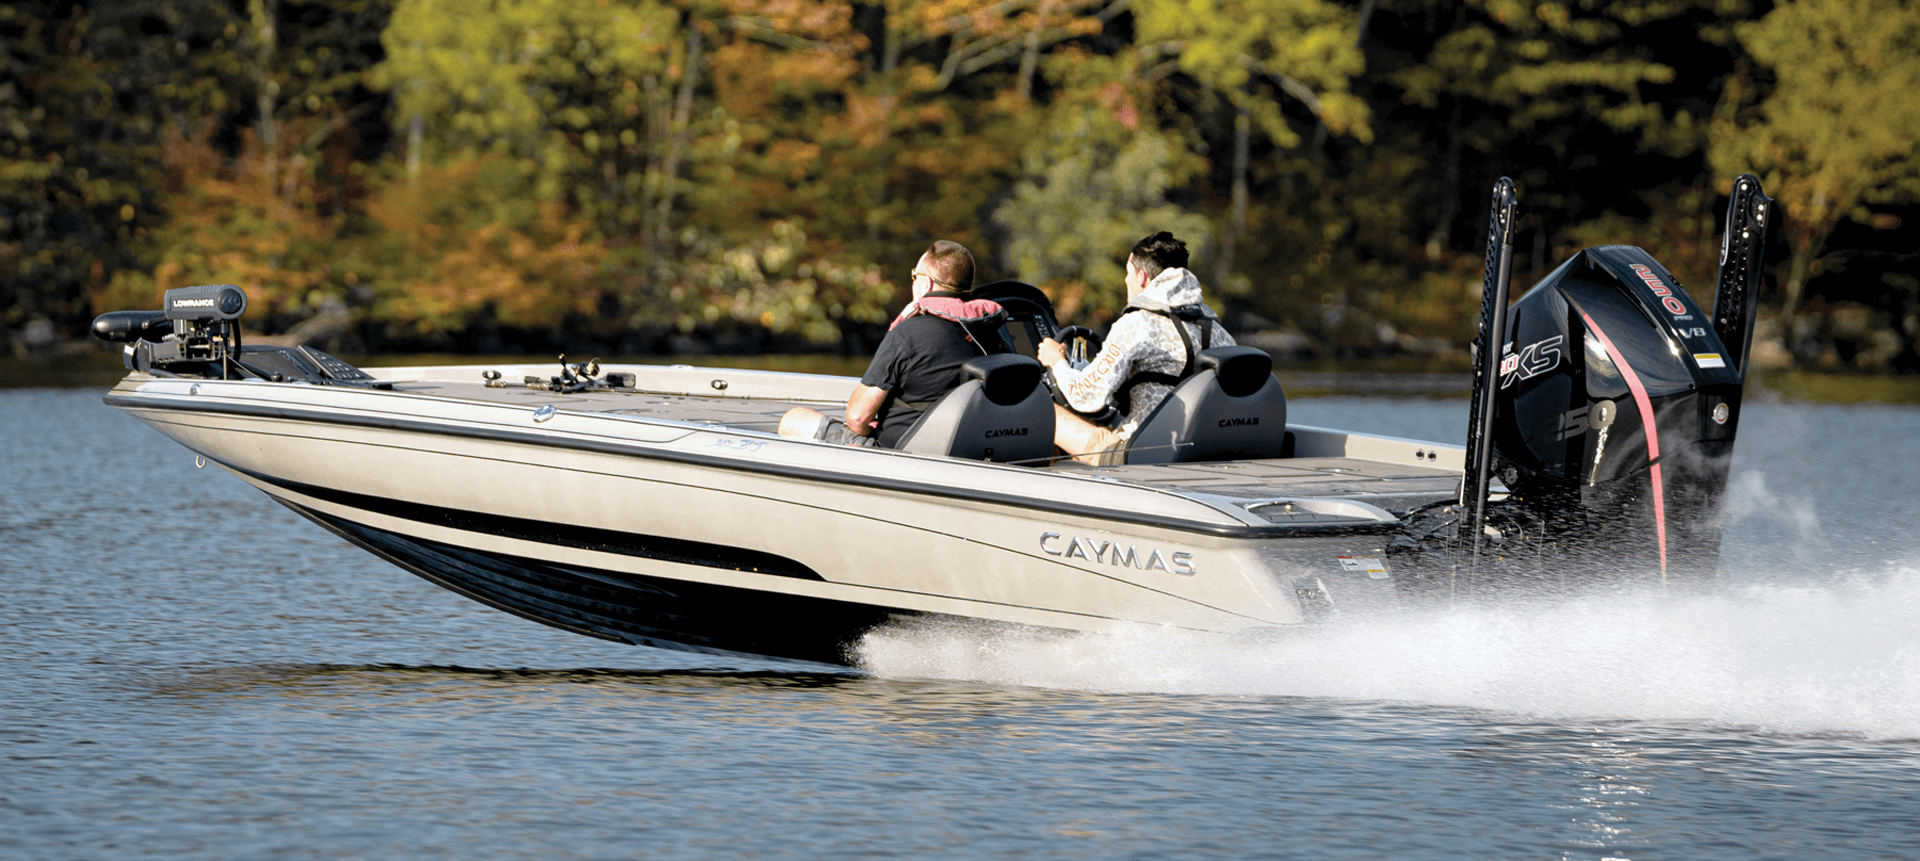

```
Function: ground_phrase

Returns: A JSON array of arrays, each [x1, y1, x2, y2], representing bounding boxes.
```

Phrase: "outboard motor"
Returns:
[[1490, 246, 1744, 585], [1395, 176, 1773, 595]]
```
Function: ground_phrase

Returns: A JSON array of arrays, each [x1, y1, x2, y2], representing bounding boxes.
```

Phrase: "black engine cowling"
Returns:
[[1490, 245, 1743, 585]]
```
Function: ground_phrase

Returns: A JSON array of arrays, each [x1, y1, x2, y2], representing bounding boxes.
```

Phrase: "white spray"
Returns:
[[855, 569, 1920, 739]]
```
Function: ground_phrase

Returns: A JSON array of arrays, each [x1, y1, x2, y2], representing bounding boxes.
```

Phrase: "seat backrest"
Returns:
[[1125, 346, 1288, 464], [896, 354, 1056, 463]]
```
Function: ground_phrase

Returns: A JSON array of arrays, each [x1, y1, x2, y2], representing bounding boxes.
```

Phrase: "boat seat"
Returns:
[[1125, 346, 1288, 464], [896, 354, 1055, 464]]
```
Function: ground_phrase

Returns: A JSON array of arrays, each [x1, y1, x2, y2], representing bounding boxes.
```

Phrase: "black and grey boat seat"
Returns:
[[1124, 346, 1288, 464], [895, 354, 1056, 464]]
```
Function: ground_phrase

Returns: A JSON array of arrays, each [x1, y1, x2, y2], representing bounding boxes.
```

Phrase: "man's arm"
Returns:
[[1037, 337, 1067, 368], [1045, 321, 1142, 414], [844, 383, 890, 437]]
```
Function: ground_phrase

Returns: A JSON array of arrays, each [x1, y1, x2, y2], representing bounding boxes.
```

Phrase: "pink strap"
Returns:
[[1579, 311, 1668, 582]]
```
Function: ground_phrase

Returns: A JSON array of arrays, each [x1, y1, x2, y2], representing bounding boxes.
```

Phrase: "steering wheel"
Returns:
[[1054, 325, 1104, 368], [1045, 325, 1116, 420]]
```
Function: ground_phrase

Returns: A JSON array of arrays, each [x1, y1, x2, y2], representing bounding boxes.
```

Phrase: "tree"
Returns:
[[1709, 0, 1920, 324], [1376, 0, 1754, 254], [1132, 0, 1370, 278], [876, 0, 1118, 95], [991, 55, 1211, 321], [374, 0, 685, 238], [1, 1, 249, 338]]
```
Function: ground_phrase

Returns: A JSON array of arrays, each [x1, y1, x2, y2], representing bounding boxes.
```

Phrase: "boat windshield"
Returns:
[[973, 280, 1058, 359]]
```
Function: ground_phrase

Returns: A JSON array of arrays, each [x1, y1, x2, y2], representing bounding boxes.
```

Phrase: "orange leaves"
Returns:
[[715, 0, 864, 93], [724, 0, 863, 44], [360, 157, 489, 248], [1096, 82, 1140, 131], [815, 90, 920, 153], [765, 139, 824, 182], [709, 42, 779, 118], [93, 123, 339, 321], [387, 202, 601, 331], [910, 0, 1110, 43], [362, 157, 609, 333], [774, 47, 864, 92]]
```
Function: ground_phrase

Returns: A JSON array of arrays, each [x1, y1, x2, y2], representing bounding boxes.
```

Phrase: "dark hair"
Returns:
[[1128, 232, 1189, 280], [922, 239, 976, 293]]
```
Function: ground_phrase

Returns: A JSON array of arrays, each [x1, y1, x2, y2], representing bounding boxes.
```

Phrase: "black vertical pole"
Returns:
[[1460, 177, 1518, 583], [1711, 174, 1774, 381]]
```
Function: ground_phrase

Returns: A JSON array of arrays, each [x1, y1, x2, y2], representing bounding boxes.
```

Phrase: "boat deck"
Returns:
[[372, 371, 1463, 517]]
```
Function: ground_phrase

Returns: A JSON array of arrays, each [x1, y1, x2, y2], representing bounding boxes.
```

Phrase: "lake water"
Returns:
[[5, 386, 1919, 860]]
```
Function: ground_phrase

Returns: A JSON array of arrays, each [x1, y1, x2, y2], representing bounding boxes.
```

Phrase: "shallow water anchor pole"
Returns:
[[1711, 174, 1774, 381], [1458, 177, 1518, 587]]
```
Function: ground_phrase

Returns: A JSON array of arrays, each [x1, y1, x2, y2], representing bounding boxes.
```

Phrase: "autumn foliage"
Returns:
[[6, 0, 1919, 368]]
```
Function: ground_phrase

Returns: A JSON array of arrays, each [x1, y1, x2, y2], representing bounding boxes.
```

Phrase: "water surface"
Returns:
[[5, 387, 1918, 859]]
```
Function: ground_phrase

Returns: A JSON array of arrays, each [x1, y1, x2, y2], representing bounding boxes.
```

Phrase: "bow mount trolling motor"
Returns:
[[92, 284, 385, 386], [93, 284, 249, 376], [93, 286, 637, 392]]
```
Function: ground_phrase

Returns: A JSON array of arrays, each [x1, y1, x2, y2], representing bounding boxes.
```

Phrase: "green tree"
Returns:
[[372, 0, 929, 346], [1132, 0, 1369, 277], [1, 1, 250, 337], [1380, 0, 1752, 252], [1709, 0, 1920, 324], [373, 0, 685, 238], [991, 55, 1212, 321]]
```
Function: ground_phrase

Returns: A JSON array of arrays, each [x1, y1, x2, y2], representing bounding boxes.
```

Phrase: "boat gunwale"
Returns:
[[106, 377, 1424, 540]]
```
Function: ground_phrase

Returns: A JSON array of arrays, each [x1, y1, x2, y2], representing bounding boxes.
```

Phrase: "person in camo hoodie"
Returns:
[[1038, 232, 1236, 465]]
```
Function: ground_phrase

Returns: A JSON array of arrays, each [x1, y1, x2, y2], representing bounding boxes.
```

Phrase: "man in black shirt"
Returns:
[[779, 240, 1008, 448]]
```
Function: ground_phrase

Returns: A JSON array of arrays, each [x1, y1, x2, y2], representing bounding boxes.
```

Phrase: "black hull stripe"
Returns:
[[286, 501, 923, 666], [109, 392, 1402, 539], [235, 464, 826, 581], [256, 461, 1278, 631]]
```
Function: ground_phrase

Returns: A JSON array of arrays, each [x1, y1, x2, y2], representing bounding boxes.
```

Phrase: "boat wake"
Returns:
[[854, 564, 1920, 740]]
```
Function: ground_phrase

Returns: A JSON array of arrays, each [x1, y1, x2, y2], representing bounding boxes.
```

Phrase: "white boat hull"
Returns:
[[111, 367, 1434, 663]]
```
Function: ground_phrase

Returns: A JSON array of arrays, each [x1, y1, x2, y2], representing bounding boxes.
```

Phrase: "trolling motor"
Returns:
[[92, 284, 386, 387], [93, 284, 251, 377], [1393, 176, 1775, 595]]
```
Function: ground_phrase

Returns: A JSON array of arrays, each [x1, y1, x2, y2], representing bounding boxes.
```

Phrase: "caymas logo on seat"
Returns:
[[1040, 533, 1195, 575], [984, 427, 1029, 438]]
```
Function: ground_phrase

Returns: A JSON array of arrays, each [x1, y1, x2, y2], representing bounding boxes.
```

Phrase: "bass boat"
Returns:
[[93, 178, 1776, 665]]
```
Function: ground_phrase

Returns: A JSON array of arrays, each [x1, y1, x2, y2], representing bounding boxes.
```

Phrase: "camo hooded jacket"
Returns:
[[1047, 267, 1234, 439]]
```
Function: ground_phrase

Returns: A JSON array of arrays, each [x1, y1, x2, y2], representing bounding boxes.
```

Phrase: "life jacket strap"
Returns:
[[1113, 306, 1214, 415]]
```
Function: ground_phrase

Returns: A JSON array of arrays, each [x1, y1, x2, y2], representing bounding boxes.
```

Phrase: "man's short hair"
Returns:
[[922, 240, 976, 293], [1129, 232, 1189, 280]]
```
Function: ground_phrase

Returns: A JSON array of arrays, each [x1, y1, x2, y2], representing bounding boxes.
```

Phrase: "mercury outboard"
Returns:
[[1395, 176, 1775, 595]]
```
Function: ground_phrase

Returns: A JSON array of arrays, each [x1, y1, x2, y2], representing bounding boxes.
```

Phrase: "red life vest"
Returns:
[[888, 294, 1007, 330]]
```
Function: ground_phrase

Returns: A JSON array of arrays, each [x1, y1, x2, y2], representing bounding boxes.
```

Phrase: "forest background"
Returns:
[[4, 0, 1917, 371]]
